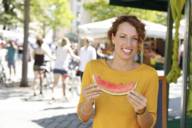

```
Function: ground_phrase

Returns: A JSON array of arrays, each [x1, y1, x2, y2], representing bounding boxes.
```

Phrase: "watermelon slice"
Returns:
[[93, 75, 136, 95]]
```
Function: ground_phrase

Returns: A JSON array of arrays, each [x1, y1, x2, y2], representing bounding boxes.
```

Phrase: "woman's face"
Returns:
[[112, 22, 139, 61]]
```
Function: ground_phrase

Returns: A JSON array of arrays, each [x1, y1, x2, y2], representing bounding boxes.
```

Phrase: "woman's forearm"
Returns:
[[137, 110, 154, 128], [77, 100, 94, 122]]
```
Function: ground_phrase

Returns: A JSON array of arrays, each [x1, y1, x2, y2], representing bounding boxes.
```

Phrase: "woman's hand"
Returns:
[[127, 91, 147, 115], [127, 91, 154, 127], [78, 84, 102, 122], [82, 84, 102, 104]]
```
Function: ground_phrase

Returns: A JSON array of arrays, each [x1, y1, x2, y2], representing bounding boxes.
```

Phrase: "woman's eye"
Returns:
[[132, 38, 138, 41], [119, 35, 126, 38]]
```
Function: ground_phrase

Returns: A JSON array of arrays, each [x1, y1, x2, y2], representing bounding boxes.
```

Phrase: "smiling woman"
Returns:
[[77, 15, 159, 128]]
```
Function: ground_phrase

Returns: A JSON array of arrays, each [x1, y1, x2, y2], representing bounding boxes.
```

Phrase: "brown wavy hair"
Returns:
[[36, 37, 43, 47], [107, 15, 145, 49]]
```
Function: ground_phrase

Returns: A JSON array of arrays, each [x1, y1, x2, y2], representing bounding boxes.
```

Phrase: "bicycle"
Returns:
[[66, 59, 81, 97], [0, 61, 7, 87], [42, 60, 53, 89], [33, 60, 53, 96]]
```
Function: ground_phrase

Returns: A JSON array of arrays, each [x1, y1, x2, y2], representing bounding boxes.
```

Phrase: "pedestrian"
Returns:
[[5, 40, 17, 81], [32, 37, 52, 96], [143, 42, 164, 70], [77, 15, 159, 128], [51, 37, 79, 100], [78, 37, 97, 80]]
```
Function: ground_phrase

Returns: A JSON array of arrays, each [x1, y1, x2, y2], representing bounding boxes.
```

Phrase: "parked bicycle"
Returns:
[[66, 59, 80, 96], [0, 61, 7, 87]]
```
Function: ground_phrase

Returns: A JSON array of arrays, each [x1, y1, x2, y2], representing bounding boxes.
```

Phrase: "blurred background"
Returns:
[[0, 0, 191, 128]]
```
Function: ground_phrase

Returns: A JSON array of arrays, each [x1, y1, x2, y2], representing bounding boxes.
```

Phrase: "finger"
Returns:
[[128, 92, 142, 105], [129, 91, 147, 103], [84, 86, 101, 95], [87, 91, 102, 96], [130, 91, 147, 102], [127, 93, 146, 108], [128, 97, 146, 112], [83, 85, 98, 93], [83, 88, 101, 96], [84, 84, 98, 90], [88, 93, 101, 99], [128, 94, 141, 107], [129, 91, 143, 101], [87, 92, 102, 101], [83, 88, 102, 100], [84, 85, 100, 93], [85, 85, 101, 92], [87, 91, 103, 97]]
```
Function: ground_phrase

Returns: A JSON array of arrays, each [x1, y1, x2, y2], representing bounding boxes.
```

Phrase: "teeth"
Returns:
[[122, 48, 131, 53]]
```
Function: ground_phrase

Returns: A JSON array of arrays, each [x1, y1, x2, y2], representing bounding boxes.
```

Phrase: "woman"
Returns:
[[51, 37, 79, 100], [32, 37, 50, 96], [77, 15, 159, 128]]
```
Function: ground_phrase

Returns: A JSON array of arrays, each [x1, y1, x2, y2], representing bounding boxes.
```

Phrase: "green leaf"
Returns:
[[31, 0, 74, 31]]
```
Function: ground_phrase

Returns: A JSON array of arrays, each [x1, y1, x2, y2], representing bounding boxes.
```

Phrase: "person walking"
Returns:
[[5, 40, 17, 81], [51, 37, 79, 100], [32, 37, 51, 96], [78, 37, 97, 80], [77, 15, 159, 128]]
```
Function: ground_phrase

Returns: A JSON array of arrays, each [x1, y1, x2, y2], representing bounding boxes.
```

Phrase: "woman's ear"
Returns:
[[111, 34, 115, 45]]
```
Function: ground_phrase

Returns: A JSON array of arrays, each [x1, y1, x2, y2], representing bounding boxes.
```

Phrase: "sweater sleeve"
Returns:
[[144, 70, 159, 125], [78, 61, 93, 104]]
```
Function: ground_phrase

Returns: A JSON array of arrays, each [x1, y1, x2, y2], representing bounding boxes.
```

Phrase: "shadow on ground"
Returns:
[[32, 113, 93, 128], [43, 106, 75, 111], [0, 87, 30, 100], [0, 81, 34, 100]]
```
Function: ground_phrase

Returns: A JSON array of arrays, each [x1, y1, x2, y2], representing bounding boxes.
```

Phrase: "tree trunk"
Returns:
[[20, 0, 30, 87]]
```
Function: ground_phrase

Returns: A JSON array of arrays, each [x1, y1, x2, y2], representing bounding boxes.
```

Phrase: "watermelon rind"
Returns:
[[94, 75, 137, 95], [100, 88, 132, 95]]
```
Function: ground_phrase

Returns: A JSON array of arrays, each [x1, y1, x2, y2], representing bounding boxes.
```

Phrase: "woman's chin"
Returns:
[[121, 56, 133, 61]]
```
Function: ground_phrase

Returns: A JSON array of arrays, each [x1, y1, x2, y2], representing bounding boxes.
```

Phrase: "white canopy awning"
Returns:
[[78, 17, 167, 39], [78, 18, 116, 38]]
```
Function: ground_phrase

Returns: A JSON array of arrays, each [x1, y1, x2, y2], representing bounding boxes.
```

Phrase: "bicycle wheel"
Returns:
[[0, 73, 6, 87]]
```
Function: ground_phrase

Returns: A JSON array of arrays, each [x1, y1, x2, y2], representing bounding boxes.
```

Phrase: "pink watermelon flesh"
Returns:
[[94, 75, 136, 95]]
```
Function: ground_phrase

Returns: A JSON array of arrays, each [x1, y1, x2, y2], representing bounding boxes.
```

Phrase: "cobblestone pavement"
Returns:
[[0, 83, 92, 128]]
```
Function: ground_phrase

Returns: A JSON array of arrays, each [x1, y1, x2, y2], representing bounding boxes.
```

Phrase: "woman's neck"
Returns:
[[108, 58, 139, 71]]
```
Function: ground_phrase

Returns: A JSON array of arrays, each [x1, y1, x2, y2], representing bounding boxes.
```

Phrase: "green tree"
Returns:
[[31, 0, 73, 36], [0, 0, 23, 29], [84, 0, 166, 25]]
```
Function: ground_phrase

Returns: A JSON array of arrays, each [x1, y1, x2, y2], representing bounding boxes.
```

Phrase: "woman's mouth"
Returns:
[[122, 48, 132, 55]]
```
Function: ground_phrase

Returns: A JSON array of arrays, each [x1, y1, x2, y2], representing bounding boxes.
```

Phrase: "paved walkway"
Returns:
[[0, 70, 183, 128], [0, 80, 182, 128], [0, 58, 94, 128], [0, 83, 92, 128]]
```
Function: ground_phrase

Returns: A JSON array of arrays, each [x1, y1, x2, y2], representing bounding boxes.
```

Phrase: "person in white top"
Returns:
[[51, 37, 79, 100], [78, 37, 97, 80]]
